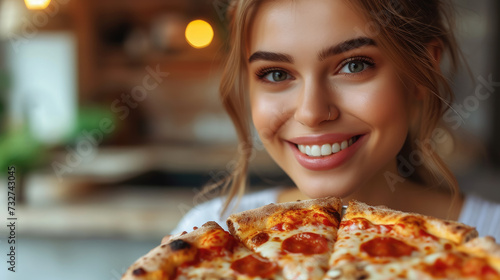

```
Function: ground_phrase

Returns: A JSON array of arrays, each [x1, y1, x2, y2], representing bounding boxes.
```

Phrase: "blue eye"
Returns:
[[338, 58, 374, 74], [267, 71, 288, 82], [257, 69, 292, 83]]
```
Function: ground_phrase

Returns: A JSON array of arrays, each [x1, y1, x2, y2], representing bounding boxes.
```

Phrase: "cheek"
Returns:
[[341, 77, 410, 132], [370, 94, 409, 129], [250, 93, 269, 139], [251, 108, 270, 143], [250, 92, 289, 142]]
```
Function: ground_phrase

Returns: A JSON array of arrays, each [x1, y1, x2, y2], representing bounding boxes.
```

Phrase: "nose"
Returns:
[[294, 79, 339, 127]]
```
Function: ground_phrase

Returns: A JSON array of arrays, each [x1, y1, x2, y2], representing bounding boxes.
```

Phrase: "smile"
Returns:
[[297, 136, 361, 157], [289, 134, 366, 171]]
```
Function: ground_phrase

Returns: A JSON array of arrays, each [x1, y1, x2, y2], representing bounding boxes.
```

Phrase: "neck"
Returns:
[[343, 159, 401, 207], [337, 159, 463, 220], [278, 159, 463, 220], [279, 160, 401, 206]]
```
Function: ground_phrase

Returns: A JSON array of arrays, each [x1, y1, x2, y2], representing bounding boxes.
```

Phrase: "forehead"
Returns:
[[248, 0, 370, 56]]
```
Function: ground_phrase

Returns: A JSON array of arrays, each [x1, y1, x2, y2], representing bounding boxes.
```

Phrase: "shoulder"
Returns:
[[171, 197, 224, 234], [459, 194, 500, 241], [171, 187, 284, 234]]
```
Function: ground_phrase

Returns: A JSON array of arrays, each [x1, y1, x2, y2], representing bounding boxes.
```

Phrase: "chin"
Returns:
[[295, 178, 360, 199]]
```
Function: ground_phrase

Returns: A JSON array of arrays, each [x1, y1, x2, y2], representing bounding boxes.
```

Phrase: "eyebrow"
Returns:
[[318, 37, 376, 61], [248, 36, 376, 64], [248, 51, 294, 63]]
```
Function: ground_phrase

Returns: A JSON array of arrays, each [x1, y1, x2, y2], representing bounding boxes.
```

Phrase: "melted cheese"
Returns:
[[252, 225, 334, 280], [325, 218, 461, 279]]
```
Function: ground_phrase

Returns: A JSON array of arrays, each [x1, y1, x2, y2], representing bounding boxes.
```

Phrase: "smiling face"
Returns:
[[247, 0, 418, 198]]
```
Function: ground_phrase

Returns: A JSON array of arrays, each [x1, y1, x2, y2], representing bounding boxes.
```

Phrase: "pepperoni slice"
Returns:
[[282, 232, 329, 255], [251, 232, 270, 247], [231, 254, 279, 277], [360, 237, 416, 258]]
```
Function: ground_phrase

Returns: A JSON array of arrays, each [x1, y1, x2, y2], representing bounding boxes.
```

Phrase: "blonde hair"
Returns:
[[205, 0, 461, 215]]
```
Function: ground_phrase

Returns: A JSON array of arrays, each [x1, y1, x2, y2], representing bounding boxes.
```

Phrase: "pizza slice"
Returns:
[[411, 236, 500, 280], [227, 196, 343, 280], [459, 236, 500, 273], [324, 200, 478, 280], [451, 236, 500, 279], [364, 236, 500, 280], [121, 221, 282, 280]]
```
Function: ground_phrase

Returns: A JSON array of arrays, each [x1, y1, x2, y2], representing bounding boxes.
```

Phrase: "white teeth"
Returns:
[[341, 141, 348, 150], [305, 146, 312, 156], [321, 144, 332, 156], [311, 145, 321, 156], [297, 136, 358, 157], [299, 145, 305, 153], [332, 143, 340, 153]]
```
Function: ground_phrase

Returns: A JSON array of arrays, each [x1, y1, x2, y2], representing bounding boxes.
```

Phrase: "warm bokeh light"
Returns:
[[25, 0, 51, 10], [185, 20, 214, 49]]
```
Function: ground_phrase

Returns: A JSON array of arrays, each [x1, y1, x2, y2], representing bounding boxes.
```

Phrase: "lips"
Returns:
[[288, 134, 365, 171]]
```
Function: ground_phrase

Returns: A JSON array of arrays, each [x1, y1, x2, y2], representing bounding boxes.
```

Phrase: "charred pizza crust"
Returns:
[[122, 222, 221, 280], [122, 221, 282, 280]]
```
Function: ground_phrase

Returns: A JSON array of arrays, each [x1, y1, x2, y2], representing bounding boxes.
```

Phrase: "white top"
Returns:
[[171, 187, 284, 234], [459, 194, 500, 240], [171, 187, 500, 241]]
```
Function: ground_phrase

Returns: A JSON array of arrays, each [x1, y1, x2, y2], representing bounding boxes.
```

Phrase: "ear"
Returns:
[[427, 39, 443, 69], [412, 40, 443, 100]]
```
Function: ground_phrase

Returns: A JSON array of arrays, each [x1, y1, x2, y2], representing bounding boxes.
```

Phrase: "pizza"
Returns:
[[226, 196, 342, 279], [122, 221, 281, 280], [121, 197, 500, 280], [324, 200, 487, 279]]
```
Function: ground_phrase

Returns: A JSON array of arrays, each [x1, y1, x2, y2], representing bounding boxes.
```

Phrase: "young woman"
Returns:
[[172, 0, 500, 240]]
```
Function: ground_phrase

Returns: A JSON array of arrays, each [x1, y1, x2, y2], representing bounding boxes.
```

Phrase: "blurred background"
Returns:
[[0, 0, 498, 279]]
